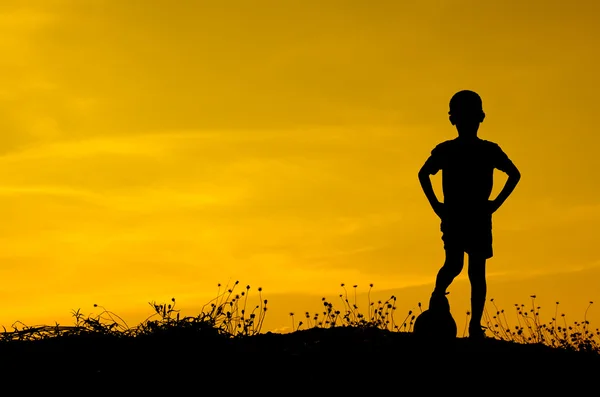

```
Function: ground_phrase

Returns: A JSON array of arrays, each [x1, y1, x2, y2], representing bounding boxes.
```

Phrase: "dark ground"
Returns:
[[1, 326, 597, 392]]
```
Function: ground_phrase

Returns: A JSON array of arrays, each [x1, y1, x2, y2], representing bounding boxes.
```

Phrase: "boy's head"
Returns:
[[448, 90, 485, 139]]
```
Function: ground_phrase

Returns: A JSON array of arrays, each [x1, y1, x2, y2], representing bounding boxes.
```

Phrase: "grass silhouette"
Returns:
[[1, 281, 599, 389]]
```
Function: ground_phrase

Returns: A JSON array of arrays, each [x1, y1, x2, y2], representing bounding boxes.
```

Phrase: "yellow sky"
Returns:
[[0, 0, 599, 333]]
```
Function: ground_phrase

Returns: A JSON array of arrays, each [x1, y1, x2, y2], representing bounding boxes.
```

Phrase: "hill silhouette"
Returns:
[[2, 325, 598, 376], [0, 283, 598, 391]]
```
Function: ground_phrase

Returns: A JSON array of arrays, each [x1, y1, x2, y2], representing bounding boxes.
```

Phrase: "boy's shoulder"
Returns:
[[431, 139, 455, 152], [478, 138, 501, 147], [432, 138, 501, 153]]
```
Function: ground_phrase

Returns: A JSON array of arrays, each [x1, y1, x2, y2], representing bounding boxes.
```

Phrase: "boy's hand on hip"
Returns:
[[488, 199, 501, 214], [432, 201, 445, 219]]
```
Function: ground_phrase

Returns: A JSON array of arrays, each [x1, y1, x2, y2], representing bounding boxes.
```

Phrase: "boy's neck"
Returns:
[[456, 135, 480, 141]]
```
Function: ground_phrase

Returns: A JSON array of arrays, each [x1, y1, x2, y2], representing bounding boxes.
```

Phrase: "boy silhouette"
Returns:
[[418, 90, 521, 339]]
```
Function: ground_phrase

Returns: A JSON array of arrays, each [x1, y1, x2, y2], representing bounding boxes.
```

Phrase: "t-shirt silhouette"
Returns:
[[426, 137, 514, 215]]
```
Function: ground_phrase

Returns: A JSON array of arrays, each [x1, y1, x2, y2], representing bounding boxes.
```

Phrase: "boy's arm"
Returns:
[[490, 160, 521, 213], [418, 160, 444, 218]]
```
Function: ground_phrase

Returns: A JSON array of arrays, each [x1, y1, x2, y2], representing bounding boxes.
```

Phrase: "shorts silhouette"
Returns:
[[440, 208, 493, 259]]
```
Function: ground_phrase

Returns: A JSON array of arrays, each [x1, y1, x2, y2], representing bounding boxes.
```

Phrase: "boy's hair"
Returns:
[[449, 90, 483, 115]]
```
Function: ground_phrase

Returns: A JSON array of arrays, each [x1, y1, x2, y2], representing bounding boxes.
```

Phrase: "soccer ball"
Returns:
[[413, 294, 457, 340]]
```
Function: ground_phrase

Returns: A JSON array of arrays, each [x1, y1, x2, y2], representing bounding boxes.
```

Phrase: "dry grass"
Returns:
[[0, 281, 597, 356]]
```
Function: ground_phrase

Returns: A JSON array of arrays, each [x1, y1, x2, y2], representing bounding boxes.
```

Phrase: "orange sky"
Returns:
[[0, 0, 599, 334]]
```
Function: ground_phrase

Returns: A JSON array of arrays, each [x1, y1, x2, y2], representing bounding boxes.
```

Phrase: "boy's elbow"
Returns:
[[514, 167, 521, 178], [510, 168, 521, 181]]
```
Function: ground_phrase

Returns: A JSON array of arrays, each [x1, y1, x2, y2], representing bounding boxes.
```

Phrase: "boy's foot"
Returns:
[[468, 324, 487, 340], [429, 291, 450, 311]]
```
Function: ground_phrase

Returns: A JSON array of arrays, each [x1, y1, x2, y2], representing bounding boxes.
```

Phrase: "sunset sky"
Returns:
[[0, 0, 599, 334]]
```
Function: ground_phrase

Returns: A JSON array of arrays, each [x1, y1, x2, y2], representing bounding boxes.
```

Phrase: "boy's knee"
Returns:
[[442, 261, 463, 277], [468, 269, 486, 282]]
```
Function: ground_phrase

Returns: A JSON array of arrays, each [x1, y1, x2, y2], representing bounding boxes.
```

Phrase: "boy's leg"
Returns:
[[467, 254, 487, 336], [431, 249, 464, 306]]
